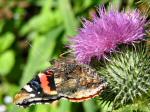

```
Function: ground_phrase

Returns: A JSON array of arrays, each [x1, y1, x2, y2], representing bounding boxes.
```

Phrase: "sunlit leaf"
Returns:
[[9, 106, 30, 112], [0, 50, 15, 75], [83, 100, 97, 112], [108, 0, 122, 10], [59, 100, 71, 112], [20, 0, 62, 35], [58, 0, 78, 36], [35, 105, 49, 112], [0, 32, 15, 53]]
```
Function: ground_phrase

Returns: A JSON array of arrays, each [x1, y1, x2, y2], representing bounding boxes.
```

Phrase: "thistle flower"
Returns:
[[70, 7, 146, 63]]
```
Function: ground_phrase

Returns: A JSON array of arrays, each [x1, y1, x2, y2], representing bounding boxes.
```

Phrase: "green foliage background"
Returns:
[[0, 0, 149, 112]]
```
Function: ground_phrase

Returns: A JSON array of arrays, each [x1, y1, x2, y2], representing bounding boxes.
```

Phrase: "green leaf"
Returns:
[[20, 0, 62, 35], [59, 100, 71, 112], [0, 20, 4, 33], [58, 0, 78, 36], [108, 0, 122, 10], [0, 50, 15, 75], [35, 105, 49, 112], [20, 26, 63, 86], [49, 104, 59, 112], [9, 106, 30, 112], [83, 100, 97, 112], [20, 11, 62, 35], [0, 32, 15, 53], [83, 0, 93, 8]]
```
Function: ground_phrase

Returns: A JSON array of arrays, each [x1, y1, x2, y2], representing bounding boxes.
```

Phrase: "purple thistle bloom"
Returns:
[[70, 7, 146, 63]]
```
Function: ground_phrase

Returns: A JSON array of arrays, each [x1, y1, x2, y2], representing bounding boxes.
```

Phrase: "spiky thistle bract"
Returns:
[[137, 0, 150, 16], [97, 41, 150, 109]]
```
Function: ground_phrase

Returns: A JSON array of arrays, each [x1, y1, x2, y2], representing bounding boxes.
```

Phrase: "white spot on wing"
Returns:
[[30, 94, 35, 97], [24, 85, 33, 92], [28, 98, 42, 102], [38, 73, 45, 77]]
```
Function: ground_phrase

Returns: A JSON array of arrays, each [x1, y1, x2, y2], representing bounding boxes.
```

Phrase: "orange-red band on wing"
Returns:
[[67, 91, 101, 102], [38, 73, 57, 95]]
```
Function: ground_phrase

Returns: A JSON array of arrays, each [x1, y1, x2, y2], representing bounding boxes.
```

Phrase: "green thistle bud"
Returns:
[[97, 42, 150, 109]]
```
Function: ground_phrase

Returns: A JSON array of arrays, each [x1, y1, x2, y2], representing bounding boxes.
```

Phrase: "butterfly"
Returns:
[[13, 55, 107, 108]]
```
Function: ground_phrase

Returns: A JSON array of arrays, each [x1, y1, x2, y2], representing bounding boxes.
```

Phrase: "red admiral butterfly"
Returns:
[[13, 55, 107, 107]]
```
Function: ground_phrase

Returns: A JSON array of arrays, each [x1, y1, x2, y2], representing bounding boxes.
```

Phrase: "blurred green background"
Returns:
[[0, 0, 149, 112]]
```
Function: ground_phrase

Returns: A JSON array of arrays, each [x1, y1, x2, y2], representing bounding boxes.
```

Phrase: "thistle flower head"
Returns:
[[70, 7, 146, 63]]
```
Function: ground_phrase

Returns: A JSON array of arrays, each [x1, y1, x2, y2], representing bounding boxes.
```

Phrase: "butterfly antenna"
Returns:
[[25, 40, 50, 64], [59, 50, 74, 57]]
